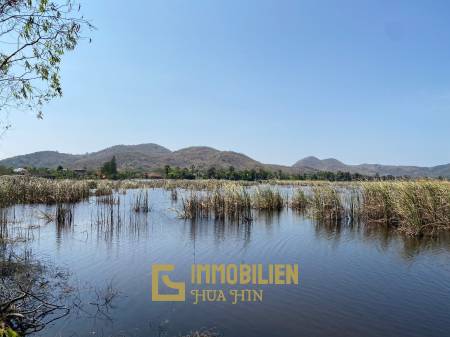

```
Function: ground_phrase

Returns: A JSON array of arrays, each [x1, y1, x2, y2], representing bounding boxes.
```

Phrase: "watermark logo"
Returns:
[[151, 263, 299, 304], [151, 264, 186, 301]]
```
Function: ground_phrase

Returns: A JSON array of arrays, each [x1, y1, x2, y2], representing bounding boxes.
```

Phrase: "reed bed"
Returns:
[[177, 181, 450, 236], [1, 176, 448, 236], [252, 188, 285, 211], [179, 185, 252, 222], [179, 192, 211, 219], [290, 189, 309, 211], [0, 177, 257, 207], [361, 181, 450, 236], [310, 185, 344, 223], [0, 176, 90, 206], [211, 186, 252, 222]]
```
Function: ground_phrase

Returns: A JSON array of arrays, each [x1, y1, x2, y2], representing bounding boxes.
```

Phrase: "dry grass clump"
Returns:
[[252, 188, 285, 211], [310, 185, 344, 223], [179, 185, 252, 221], [93, 181, 114, 197], [211, 186, 252, 221], [179, 192, 211, 219], [290, 189, 309, 211], [0, 176, 90, 206], [362, 181, 450, 236], [163, 179, 257, 192]]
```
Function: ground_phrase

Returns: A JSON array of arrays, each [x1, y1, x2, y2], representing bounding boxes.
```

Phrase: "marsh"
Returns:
[[1, 182, 450, 337]]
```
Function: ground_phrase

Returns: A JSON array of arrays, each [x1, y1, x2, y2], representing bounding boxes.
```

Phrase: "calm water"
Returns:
[[7, 188, 450, 337]]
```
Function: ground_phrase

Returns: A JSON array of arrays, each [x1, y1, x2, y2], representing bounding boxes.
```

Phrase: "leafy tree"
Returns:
[[164, 165, 171, 177], [0, 0, 93, 130], [101, 156, 117, 178], [206, 166, 216, 179]]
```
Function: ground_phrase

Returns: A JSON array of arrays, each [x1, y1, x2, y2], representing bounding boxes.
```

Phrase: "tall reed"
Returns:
[[0, 176, 90, 206], [252, 188, 285, 211], [290, 189, 309, 211], [310, 185, 344, 223], [361, 181, 450, 236]]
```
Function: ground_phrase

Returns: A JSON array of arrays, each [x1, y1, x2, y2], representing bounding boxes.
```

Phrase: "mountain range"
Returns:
[[0, 143, 449, 177]]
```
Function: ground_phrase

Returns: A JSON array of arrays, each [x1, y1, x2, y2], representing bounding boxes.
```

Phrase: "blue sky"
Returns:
[[1, 0, 449, 166]]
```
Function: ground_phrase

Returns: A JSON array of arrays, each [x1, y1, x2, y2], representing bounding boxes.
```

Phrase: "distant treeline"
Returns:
[[1, 160, 448, 182], [164, 165, 404, 181]]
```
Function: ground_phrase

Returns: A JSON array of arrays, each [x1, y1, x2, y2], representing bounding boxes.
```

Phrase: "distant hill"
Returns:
[[0, 151, 82, 169], [0, 143, 271, 172], [293, 156, 450, 178], [70, 143, 172, 170], [0, 144, 449, 177]]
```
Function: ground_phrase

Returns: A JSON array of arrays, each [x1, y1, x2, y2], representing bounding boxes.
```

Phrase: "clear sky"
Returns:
[[1, 0, 449, 166]]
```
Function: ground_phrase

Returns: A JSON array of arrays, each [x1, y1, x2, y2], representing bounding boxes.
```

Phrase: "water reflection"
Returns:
[[1, 188, 450, 337]]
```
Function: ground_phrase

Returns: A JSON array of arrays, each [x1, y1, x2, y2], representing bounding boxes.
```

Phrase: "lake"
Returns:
[[6, 187, 450, 337]]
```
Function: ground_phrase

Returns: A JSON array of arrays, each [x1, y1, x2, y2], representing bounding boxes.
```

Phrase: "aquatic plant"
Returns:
[[133, 190, 150, 213], [178, 185, 252, 222], [55, 204, 74, 228], [361, 181, 450, 236], [310, 185, 344, 223], [179, 192, 211, 219], [97, 195, 120, 205], [0, 176, 90, 206], [290, 188, 310, 211], [171, 188, 178, 201], [252, 187, 285, 211]]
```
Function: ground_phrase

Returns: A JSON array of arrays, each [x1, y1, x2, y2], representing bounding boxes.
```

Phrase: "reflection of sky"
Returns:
[[6, 188, 450, 337]]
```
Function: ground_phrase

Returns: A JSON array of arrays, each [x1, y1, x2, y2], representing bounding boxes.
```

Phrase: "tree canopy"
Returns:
[[0, 0, 92, 130], [101, 156, 118, 178]]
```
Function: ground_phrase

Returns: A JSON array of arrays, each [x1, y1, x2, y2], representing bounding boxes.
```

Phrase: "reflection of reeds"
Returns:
[[0, 208, 8, 239], [171, 188, 178, 201], [97, 195, 120, 205], [56, 204, 74, 228], [133, 190, 149, 213]]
